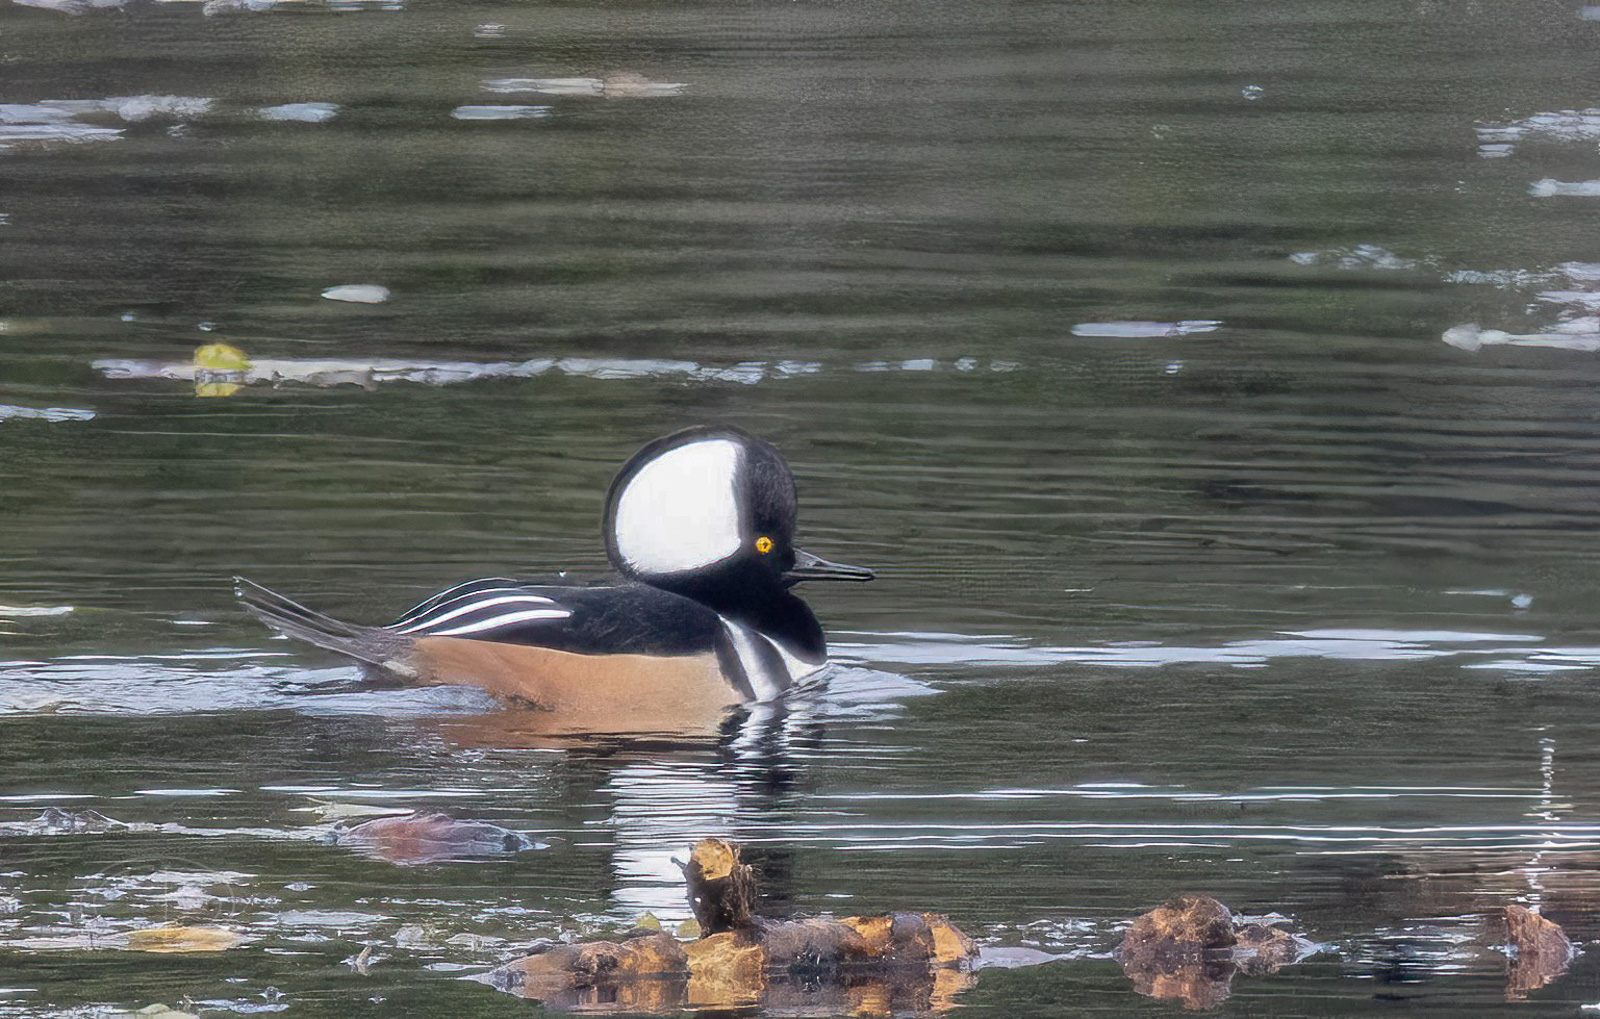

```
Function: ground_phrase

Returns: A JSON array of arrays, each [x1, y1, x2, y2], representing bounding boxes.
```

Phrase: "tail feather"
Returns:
[[234, 577, 407, 669]]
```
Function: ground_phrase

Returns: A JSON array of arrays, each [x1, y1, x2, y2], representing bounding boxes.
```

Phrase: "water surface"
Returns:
[[5, 0, 1600, 1014]]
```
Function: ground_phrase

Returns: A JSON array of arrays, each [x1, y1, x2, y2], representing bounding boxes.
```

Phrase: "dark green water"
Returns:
[[6, 0, 1600, 1014]]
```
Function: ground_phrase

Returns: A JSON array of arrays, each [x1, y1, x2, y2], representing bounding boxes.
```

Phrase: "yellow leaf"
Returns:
[[126, 926, 241, 954], [193, 343, 249, 372]]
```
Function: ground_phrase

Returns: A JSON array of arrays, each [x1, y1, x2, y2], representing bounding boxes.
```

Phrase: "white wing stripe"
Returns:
[[395, 594, 566, 633], [399, 587, 542, 622], [424, 608, 573, 637], [393, 579, 521, 623]]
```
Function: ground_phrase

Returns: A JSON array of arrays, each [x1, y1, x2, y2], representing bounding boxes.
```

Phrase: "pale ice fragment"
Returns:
[[482, 76, 687, 99], [12, 0, 129, 12], [450, 105, 551, 121], [1288, 244, 1418, 270], [1529, 179, 1600, 197], [321, 284, 390, 304], [0, 404, 95, 423], [1070, 320, 1222, 338], [1556, 261, 1600, 281], [1443, 319, 1600, 352], [258, 103, 339, 123]]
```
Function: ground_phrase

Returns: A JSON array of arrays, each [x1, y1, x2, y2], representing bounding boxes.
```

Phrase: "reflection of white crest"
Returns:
[[614, 439, 742, 576], [605, 760, 740, 920]]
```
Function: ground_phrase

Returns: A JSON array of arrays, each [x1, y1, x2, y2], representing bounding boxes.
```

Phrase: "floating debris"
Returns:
[[196, 0, 287, 12], [96, 353, 1026, 390], [184, 0, 402, 12], [1118, 893, 1316, 1009], [257, 102, 340, 123], [481, 838, 977, 1011], [1443, 267, 1556, 288], [1288, 244, 1423, 270], [125, 924, 242, 954], [482, 75, 687, 99], [1536, 290, 1600, 310], [1500, 904, 1574, 1001], [451, 105, 552, 121], [36, 806, 125, 833], [0, 119, 122, 148], [17, 95, 213, 122], [331, 811, 545, 865], [0, 604, 74, 619], [1069, 320, 1222, 338], [0, 807, 127, 836], [1, 96, 210, 151], [294, 799, 414, 822], [345, 945, 382, 974], [0, 404, 95, 423], [1529, 179, 1600, 197], [320, 283, 390, 304], [1476, 109, 1600, 157], [194, 341, 249, 398], [11, 0, 130, 12], [1442, 318, 1600, 353]]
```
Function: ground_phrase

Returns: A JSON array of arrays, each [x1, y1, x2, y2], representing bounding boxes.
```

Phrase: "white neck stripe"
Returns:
[[719, 616, 823, 701]]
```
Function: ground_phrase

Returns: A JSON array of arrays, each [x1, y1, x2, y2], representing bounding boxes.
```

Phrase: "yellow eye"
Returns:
[[754, 536, 774, 554]]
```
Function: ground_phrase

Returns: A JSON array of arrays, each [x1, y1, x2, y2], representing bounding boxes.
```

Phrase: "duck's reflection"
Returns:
[[598, 705, 821, 920], [426, 676, 883, 924]]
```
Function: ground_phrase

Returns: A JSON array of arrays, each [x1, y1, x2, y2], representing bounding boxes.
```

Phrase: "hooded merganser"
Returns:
[[235, 426, 873, 721]]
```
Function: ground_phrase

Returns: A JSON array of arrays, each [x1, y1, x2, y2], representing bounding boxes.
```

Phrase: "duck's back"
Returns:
[[391, 576, 725, 655]]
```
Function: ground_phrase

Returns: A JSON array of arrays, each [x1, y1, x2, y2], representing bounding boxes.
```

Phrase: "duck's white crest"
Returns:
[[614, 438, 742, 575]]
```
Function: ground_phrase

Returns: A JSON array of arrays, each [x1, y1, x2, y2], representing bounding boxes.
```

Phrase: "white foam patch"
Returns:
[[614, 439, 742, 576]]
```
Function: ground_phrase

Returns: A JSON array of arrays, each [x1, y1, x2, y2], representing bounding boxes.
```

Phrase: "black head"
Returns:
[[602, 425, 873, 607]]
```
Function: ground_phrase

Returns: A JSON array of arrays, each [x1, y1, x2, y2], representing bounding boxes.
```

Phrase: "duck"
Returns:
[[235, 425, 873, 729]]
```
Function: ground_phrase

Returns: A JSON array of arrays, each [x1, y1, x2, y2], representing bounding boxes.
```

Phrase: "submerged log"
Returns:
[[484, 933, 690, 1010], [1118, 894, 1313, 1009], [484, 837, 979, 1013], [680, 836, 758, 934], [1501, 904, 1574, 1001], [331, 811, 540, 866], [1122, 893, 1237, 960], [684, 931, 767, 1007], [492, 932, 689, 986], [1232, 921, 1304, 976]]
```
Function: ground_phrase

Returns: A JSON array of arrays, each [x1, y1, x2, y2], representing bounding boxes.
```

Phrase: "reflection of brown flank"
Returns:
[[409, 636, 738, 734]]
